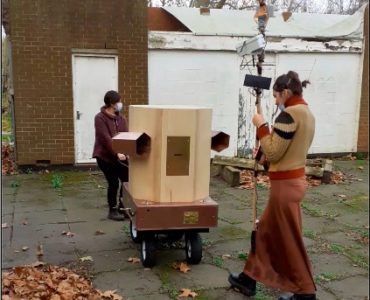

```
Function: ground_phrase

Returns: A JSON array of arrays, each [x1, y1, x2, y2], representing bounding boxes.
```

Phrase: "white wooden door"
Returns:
[[72, 54, 118, 163]]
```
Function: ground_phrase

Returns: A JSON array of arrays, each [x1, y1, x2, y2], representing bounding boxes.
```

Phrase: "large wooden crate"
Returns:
[[125, 105, 213, 203]]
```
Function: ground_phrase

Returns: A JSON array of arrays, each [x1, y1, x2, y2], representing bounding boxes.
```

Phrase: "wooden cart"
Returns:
[[112, 105, 229, 267]]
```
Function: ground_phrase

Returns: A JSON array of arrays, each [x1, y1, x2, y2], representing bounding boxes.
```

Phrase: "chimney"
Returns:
[[200, 7, 210, 15]]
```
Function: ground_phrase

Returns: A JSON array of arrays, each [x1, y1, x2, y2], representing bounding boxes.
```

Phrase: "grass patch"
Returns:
[[10, 181, 19, 188], [255, 284, 273, 300], [51, 174, 64, 189], [238, 252, 248, 260], [157, 266, 178, 300], [343, 193, 368, 212], [219, 225, 248, 239], [315, 272, 340, 283], [301, 203, 324, 217], [1, 110, 12, 133], [303, 229, 317, 240], [1, 133, 13, 143], [212, 256, 224, 267], [329, 243, 368, 269], [202, 238, 214, 247]]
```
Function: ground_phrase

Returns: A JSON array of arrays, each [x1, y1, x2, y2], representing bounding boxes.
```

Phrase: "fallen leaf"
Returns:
[[179, 262, 191, 273], [2, 223, 8, 228], [179, 288, 198, 298], [358, 166, 364, 170], [222, 254, 231, 259], [337, 194, 347, 198], [14, 250, 20, 253], [79, 256, 93, 262], [172, 261, 191, 273], [127, 257, 141, 264], [22, 219, 28, 225], [22, 246, 29, 251], [95, 230, 105, 235]]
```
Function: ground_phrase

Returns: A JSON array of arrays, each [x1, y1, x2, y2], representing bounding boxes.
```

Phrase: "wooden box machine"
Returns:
[[112, 105, 229, 267]]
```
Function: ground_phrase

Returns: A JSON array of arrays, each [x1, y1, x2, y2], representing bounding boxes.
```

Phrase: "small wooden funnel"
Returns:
[[112, 132, 151, 157], [211, 131, 230, 152]]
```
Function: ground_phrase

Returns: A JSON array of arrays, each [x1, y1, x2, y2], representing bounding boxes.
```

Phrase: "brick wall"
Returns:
[[9, 0, 148, 165], [357, 4, 369, 153]]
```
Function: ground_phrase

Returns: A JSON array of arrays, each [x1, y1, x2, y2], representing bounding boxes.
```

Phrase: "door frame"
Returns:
[[71, 52, 119, 164]]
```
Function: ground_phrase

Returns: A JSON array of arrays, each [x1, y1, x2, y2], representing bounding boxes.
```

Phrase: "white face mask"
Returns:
[[115, 102, 123, 112], [278, 104, 285, 111]]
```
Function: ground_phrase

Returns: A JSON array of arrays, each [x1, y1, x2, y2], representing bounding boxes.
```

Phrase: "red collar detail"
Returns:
[[284, 95, 307, 107]]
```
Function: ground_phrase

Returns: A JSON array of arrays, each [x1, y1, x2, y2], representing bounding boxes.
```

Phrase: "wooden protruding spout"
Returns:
[[211, 131, 230, 152], [112, 132, 151, 157]]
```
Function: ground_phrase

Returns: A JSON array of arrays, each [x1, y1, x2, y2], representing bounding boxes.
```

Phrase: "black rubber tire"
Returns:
[[141, 239, 156, 268], [185, 232, 202, 264], [129, 219, 142, 243]]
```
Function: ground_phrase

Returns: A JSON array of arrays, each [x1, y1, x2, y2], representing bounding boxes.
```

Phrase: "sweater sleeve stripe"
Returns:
[[275, 111, 294, 124], [274, 127, 295, 140]]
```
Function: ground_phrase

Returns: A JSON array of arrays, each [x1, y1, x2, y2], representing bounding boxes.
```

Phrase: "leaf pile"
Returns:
[[1, 143, 17, 175], [239, 170, 270, 190], [2, 264, 124, 300]]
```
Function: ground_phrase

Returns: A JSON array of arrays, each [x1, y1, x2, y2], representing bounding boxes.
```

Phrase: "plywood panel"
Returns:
[[128, 105, 213, 203]]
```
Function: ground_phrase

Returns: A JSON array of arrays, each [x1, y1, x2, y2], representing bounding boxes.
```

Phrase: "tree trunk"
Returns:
[[215, 0, 227, 8]]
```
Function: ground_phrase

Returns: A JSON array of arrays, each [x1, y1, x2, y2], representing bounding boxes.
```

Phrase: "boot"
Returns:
[[108, 207, 125, 221], [228, 272, 256, 296], [292, 294, 316, 300]]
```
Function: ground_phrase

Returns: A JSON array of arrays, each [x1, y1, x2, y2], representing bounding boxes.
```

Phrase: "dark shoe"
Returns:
[[228, 272, 256, 296], [278, 294, 316, 300], [293, 294, 316, 300], [108, 208, 125, 221], [278, 293, 293, 300]]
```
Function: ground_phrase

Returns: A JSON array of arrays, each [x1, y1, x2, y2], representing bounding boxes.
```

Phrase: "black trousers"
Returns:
[[96, 158, 129, 208]]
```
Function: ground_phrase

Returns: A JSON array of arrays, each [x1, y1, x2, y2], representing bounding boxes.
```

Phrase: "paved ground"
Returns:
[[1, 160, 369, 300]]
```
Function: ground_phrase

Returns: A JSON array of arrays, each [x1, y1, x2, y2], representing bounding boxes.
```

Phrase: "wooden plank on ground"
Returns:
[[221, 166, 241, 187], [212, 155, 264, 171]]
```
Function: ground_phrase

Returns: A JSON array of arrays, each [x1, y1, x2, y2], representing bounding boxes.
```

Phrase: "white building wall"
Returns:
[[148, 50, 240, 157], [148, 33, 363, 155], [276, 53, 362, 154]]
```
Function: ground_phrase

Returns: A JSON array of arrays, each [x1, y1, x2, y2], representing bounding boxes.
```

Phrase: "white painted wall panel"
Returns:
[[276, 53, 362, 153], [149, 48, 362, 155], [148, 50, 240, 156]]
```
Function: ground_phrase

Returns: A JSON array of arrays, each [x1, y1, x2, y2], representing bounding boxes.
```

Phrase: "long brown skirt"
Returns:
[[243, 176, 316, 294]]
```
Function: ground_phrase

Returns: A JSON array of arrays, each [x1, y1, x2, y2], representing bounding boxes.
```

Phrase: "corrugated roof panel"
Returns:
[[162, 7, 364, 40]]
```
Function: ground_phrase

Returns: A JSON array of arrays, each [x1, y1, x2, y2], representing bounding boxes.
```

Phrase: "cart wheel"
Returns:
[[130, 219, 142, 243], [141, 239, 156, 268], [185, 233, 202, 264]]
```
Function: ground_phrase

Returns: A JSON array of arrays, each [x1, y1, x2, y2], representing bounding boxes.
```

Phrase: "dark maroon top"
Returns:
[[92, 106, 128, 163]]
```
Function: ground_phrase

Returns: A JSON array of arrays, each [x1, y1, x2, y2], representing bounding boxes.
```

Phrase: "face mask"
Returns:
[[115, 102, 123, 112], [278, 104, 285, 111]]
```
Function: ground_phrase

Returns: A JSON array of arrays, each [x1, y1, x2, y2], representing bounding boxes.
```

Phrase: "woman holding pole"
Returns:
[[228, 71, 317, 300]]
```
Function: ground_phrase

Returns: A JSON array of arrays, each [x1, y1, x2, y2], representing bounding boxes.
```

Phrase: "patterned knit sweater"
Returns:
[[257, 95, 315, 180]]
